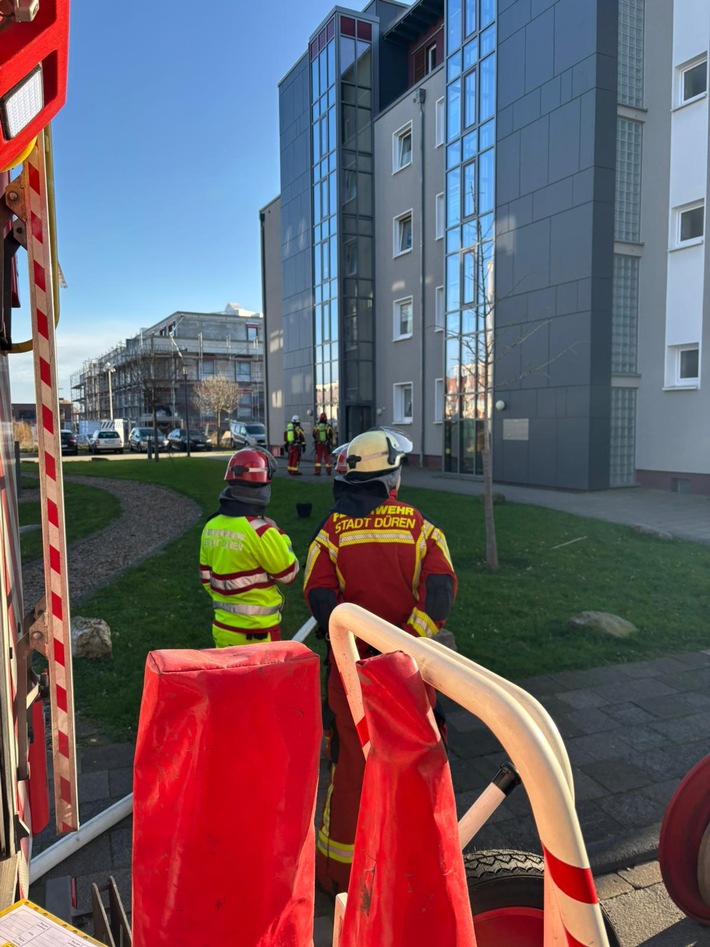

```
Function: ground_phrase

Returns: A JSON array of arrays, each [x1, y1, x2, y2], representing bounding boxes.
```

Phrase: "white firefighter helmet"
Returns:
[[291, 414, 300, 423], [344, 427, 413, 481], [331, 442, 350, 475]]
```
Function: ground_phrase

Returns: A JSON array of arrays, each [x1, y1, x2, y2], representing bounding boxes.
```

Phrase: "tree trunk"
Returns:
[[152, 405, 160, 463], [482, 421, 498, 571]]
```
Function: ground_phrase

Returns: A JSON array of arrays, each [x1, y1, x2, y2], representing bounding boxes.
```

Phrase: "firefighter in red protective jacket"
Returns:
[[303, 427, 457, 895], [199, 448, 300, 645], [312, 412, 334, 475], [284, 415, 306, 476]]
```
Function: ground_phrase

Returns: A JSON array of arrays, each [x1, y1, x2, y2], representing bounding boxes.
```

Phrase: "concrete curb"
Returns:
[[588, 823, 661, 876]]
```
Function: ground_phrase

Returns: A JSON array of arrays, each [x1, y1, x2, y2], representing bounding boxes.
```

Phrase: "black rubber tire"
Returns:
[[465, 849, 621, 946]]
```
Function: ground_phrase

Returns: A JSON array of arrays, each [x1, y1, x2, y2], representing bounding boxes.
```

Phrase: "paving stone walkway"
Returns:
[[26, 465, 710, 944]]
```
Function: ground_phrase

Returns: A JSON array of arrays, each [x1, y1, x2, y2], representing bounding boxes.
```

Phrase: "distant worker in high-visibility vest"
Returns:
[[312, 412, 334, 476], [199, 448, 299, 645], [303, 427, 457, 895], [284, 415, 306, 476]]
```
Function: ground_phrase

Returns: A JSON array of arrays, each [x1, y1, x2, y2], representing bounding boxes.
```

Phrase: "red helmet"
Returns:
[[225, 448, 276, 484], [332, 442, 350, 475], [319, 412, 327, 422]]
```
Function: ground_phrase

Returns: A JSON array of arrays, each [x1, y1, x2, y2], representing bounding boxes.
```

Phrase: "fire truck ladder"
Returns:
[[4, 127, 79, 837]]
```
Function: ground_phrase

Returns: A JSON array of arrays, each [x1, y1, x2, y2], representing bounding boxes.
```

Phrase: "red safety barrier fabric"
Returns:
[[28, 700, 49, 835], [341, 651, 477, 946], [132, 643, 322, 947]]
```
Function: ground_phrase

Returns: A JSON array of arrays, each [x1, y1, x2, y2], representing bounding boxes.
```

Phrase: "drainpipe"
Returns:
[[416, 87, 426, 468], [259, 210, 271, 447]]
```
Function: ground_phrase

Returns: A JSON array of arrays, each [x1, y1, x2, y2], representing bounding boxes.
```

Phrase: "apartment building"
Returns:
[[262, 0, 710, 492], [71, 304, 265, 429]]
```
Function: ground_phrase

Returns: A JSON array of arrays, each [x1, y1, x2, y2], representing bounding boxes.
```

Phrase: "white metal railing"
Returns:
[[328, 603, 610, 947]]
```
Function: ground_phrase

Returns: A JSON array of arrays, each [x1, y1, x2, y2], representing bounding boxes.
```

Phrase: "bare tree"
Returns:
[[130, 339, 176, 464], [451, 218, 581, 571], [194, 375, 241, 438]]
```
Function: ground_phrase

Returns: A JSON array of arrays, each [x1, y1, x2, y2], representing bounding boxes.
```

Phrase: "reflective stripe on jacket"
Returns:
[[303, 498, 456, 639], [199, 514, 300, 634]]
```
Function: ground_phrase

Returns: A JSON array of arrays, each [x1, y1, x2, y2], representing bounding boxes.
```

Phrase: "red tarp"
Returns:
[[341, 651, 477, 947], [132, 643, 322, 947]]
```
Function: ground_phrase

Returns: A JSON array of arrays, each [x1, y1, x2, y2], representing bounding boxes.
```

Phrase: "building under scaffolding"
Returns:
[[70, 304, 264, 431]]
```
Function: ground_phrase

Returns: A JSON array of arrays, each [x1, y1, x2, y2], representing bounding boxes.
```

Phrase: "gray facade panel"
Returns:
[[498, 32, 526, 109], [540, 76, 562, 114], [279, 53, 313, 424], [548, 99, 582, 182], [549, 204, 595, 285], [525, 9, 555, 92], [532, 177, 574, 221], [514, 218, 552, 294], [553, 0, 598, 73], [494, 0, 618, 489], [498, 0, 532, 42], [497, 132, 522, 203], [513, 88, 542, 130], [572, 55, 599, 98], [519, 117, 550, 193]]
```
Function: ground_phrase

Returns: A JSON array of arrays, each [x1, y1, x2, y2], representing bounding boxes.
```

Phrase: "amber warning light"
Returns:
[[0, 0, 69, 169]]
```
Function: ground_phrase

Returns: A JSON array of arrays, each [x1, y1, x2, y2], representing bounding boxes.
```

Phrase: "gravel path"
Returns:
[[22, 476, 202, 607]]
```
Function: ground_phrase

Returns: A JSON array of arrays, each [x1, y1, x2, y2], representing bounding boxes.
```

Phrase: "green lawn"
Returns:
[[24, 458, 710, 742], [19, 480, 123, 562]]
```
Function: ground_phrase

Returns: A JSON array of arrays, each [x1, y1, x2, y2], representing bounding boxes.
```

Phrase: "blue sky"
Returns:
[[10, 0, 351, 403]]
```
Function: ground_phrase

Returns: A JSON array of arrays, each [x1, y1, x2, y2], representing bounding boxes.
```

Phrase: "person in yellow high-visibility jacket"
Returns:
[[199, 448, 299, 646]]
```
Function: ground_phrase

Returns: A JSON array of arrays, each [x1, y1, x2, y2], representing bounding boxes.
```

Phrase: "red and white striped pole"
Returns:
[[25, 128, 78, 833]]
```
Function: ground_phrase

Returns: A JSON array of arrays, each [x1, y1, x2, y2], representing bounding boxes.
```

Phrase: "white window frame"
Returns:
[[393, 209, 414, 257], [435, 192, 445, 239], [667, 343, 700, 388], [392, 122, 413, 174], [434, 378, 444, 423], [435, 96, 445, 147], [427, 42, 437, 73], [674, 200, 705, 248], [393, 296, 414, 341], [676, 54, 708, 107], [435, 285, 444, 331], [393, 382, 414, 424]]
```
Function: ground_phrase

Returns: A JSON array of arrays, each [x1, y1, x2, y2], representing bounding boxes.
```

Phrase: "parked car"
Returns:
[[230, 421, 267, 449], [128, 427, 169, 452], [60, 430, 78, 455], [167, 428, 212, 452], [88, 430, 123, 454]]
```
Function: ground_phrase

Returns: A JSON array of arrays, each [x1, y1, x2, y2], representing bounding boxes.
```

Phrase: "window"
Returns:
[[435, 285, 444, 331], [435, 192, 445, 239], [434, 378, 444, 422], [393, 382, 413, 423], [344, 239, 358, 275], [668, 344, 700, 386], [246, 324, 259, 342], [393, 123, 412, 173], [394, 297, 413, 340], [236, 361, 251, 382], [677, 202, 705, 244], [427, 43, 437, 72], [435, 97, 445, 147], [680, 346, 700, 380], [394, 210, 413, 256], [201, 358, 215, 377], [680, 57, 707, 105]]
